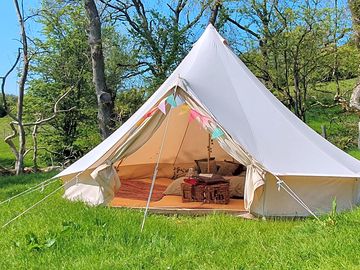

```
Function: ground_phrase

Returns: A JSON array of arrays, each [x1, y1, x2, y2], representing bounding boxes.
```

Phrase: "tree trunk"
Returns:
[[349, 0, 360, 49], [32, 124, 39, 172], [293, 60, 303, 120], [209, 0, 222, 25], [84, 0, 115, 140], [349, 0, 360, 100], [13, 0, 29, 175]]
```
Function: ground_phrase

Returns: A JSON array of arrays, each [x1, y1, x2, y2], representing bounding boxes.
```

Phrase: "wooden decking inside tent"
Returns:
[[110, 178, 247, 215]]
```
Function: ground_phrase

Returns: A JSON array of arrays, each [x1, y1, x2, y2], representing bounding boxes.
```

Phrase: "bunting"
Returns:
[[142, 95, 225, 140], [166, 94, 177, 108], [188, 109, 200, 122], [200, 115, 211, 126], [158, 99, 167, 115], [145, 107, 158, 118], [179, 104, 191, 115], [211, 127, 224, 139]]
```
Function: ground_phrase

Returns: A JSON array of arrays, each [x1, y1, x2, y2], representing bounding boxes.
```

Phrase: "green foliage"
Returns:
[[229, 0, 355, 120], [27, 1, 97, 163], [2, 173, 360, 269], [116, 88, 147, 124], [25, 0, 132, 165], [0, 105, 6, 118], [337, 43, 360, 79]]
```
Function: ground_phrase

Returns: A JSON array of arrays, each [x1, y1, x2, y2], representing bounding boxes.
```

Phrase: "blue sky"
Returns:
[[0, 0, 40, 95]]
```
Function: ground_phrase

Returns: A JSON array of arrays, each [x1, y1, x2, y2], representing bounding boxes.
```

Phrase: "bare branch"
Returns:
[[4, 121, 19, 159], [22, 83, 79, 127], [1, 48, 21, 116], [227, 17, 261, 40]]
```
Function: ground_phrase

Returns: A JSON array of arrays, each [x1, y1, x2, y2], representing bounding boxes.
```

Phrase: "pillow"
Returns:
[[224, 175, 245, 198], [217, 160, 240, 176], [172, 167, 188, 179], [195, 158, 217, 174], [163, 177, 185, 196]]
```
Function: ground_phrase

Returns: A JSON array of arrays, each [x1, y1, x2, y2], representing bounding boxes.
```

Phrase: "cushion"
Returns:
[[224, 175, 245, 197], [217, 160, 240, 176], [172, 167, 188, 179], [195, 158, 217, 174], [163, 177, 185, 196]]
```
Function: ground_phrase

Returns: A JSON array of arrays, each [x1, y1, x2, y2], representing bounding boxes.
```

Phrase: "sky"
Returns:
[[0, 0, 40, 95]]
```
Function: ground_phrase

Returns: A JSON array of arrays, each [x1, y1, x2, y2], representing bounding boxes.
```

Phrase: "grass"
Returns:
[[0, 116, 15, 167], [1, 172, 360, 269]]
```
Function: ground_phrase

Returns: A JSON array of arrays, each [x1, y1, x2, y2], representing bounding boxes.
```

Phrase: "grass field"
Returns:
[[0, 172, 360, 269]]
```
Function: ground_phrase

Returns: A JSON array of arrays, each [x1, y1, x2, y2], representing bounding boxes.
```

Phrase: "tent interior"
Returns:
[[110, 102, 247, 214]]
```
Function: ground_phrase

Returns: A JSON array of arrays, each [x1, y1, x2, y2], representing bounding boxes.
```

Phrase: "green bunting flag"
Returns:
[[166, 94, 177, 108], [211, 127, 224, 139]]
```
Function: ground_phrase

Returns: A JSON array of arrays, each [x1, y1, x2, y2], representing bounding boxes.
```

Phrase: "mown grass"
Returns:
[[1, 172, 360, 269]]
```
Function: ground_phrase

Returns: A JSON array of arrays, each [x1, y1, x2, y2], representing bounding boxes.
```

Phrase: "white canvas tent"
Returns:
[[55, 24, 360, 217]]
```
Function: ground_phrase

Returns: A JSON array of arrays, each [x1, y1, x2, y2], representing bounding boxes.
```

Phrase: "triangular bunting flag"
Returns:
[[145, 107, 158, 118], [200, 115, 211, 126], [158, 99, 167, 115], [189, 109, 199, 122], [166, 94, 177, 108], [135, 118, 145, 127], [179, 104, 190, 115], [211, 127, 224, 139]]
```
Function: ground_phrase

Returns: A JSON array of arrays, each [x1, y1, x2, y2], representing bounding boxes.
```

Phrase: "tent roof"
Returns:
[[56, 24, 360, 179]]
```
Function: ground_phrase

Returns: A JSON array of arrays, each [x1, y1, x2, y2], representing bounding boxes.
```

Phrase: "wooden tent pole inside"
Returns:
[[207, 133, 211, 173]]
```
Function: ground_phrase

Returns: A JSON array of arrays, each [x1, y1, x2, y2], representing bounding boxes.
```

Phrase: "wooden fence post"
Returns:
[[321, 125, 327, 139]]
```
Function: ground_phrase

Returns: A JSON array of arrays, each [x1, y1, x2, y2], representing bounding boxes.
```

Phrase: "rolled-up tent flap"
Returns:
[[244, 165, 266, 210]]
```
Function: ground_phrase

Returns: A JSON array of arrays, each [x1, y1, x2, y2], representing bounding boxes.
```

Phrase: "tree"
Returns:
[[0, 0, 31, 174], [209, 0, 222, 26], [349, 0, 360, 148], [27, 1, 131, 165], [224, 0, 348, 121], [100, 0, 210, 91], [84, 0, 115, 139]]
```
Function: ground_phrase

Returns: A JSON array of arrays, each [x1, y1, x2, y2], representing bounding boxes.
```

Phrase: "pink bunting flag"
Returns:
[[145, 107, 158, 118], [200, 115, 211, 126], [158, 99, 167, 115], [188, 109, 200, 122]]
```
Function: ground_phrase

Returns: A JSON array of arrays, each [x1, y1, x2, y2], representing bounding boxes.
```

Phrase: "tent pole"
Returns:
[[207, 133, 211, 173], [141, 108, 172, 232]]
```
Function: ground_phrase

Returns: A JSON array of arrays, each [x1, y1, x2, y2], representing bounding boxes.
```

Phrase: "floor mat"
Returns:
[[114, 178, 172, 201]]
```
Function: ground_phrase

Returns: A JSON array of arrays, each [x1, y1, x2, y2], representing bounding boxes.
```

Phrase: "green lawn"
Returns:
[[0, 116, 15, 167], [1, 172, 360, 269]]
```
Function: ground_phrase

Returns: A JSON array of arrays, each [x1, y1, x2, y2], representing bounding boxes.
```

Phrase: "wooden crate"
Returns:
[[181, 183, 205, 203], [204, 182, 230, 204], [181, 182, 229, 204]]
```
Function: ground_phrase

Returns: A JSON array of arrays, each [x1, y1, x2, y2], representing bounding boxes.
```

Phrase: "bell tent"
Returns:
[[54, 24, 360, 217]]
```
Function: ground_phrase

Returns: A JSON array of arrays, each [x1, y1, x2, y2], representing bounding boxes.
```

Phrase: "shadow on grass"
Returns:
[[0, 172, 57, 189], [0, 157, 15, 168]]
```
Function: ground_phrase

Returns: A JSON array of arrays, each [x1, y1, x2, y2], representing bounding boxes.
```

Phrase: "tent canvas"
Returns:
[[55, 24, 360, 217]]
